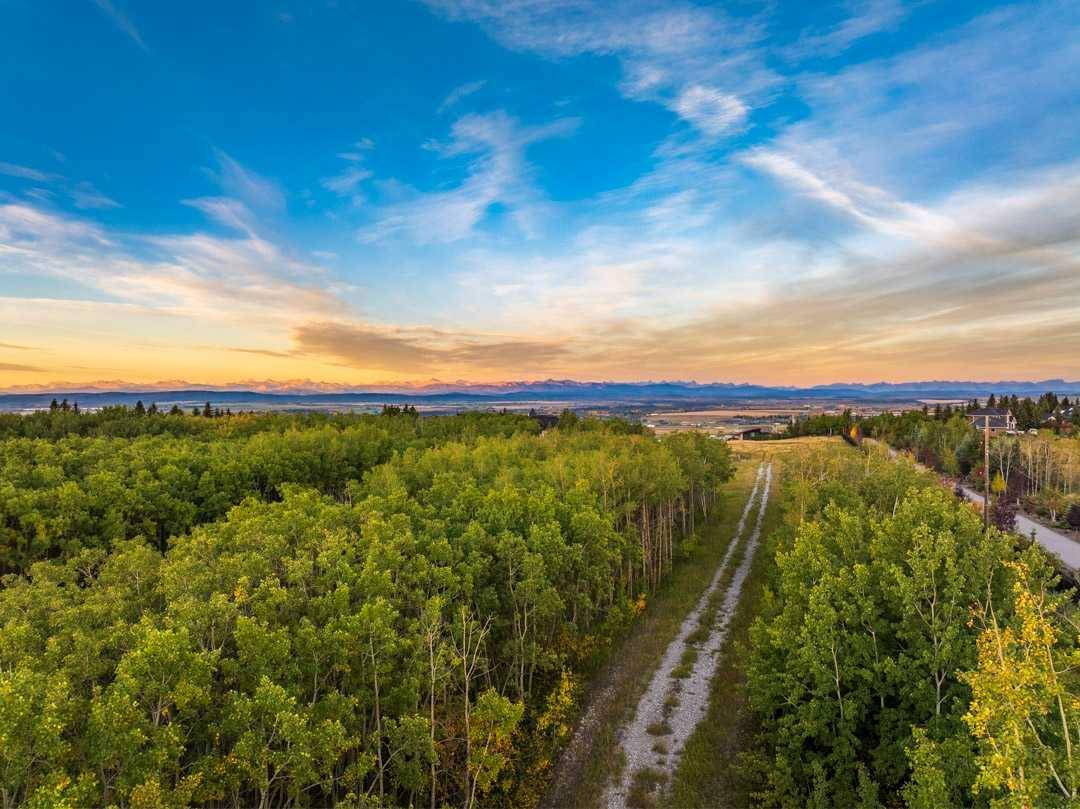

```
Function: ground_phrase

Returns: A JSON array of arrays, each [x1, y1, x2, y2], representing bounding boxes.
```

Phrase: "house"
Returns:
[[966, 408, 1017, 435], [1047, 407, 1076, 425], [528, 412, 559, 430], [731, 426, 770, 440]]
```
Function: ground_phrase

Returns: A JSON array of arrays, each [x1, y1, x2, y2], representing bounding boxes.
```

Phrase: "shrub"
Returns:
[[991, 495, 1018, 533]]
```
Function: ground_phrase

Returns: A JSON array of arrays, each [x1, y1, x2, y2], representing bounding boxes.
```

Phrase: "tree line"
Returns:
[[0, 403, 523, 441], [860, 408, 1080, 528], [746, 443, 1080, 807], [0, 413, 734, 808], [786, 394, 1080, 529]]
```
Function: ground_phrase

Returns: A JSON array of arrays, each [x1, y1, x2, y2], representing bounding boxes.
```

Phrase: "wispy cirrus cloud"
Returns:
[[91, 0, 148, 51], [322, 166, 373, 196], [321, 140, 377, 202], [0, 195, 338, 326], [360, 110, 579, 244], [438, 79, 487, 113], [70, 181, 121, 210], [784, 0, 908, 59], [208, 149, 286, 212], [423, 0, 775, 138], [775, 0, 1080, 196], [0, 159, 121, 211], [182, 196, 257, 234], [0, 162, 56, 183]]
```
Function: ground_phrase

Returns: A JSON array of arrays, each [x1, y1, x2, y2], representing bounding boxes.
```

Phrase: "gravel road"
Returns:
[[603, 462, 773, 809]]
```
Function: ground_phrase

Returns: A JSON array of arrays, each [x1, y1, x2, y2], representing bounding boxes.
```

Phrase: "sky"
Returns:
[[1, 0, 1079, 389]]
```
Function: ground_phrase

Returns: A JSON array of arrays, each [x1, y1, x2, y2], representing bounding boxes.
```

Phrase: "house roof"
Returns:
[[968, 410, 1015, 430]]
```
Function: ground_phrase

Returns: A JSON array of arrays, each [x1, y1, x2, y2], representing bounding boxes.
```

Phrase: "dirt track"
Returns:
[[602, 463, 772, 809]]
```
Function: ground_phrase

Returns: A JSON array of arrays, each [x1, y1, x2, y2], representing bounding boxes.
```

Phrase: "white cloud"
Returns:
[[0, 202, 112, 246], [438, 79, 487, 113], [322, 166, 373, 196], [785, 0, 907, 58], [1, 161, 122, 211], [0, 201, 339, 326], [0, 162, 54, 182], [210, 149, 286, 212], [360, 111, 579, 244], [779, 1, 1080, 197], [182, 196, 257, 233], [70, 182, 121, 210], [671, 85, 747, 136], [423, 0, 774, 137]]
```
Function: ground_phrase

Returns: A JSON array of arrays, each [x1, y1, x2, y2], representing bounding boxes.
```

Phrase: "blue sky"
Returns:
[[1, 0, 1079, 388]]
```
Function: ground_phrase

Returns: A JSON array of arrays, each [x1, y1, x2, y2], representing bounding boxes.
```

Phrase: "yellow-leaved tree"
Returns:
[[962, 556, 1080, 808]]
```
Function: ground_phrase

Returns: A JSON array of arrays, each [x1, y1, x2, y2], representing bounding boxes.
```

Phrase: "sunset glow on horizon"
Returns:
[[2, 1, 1079, 390]]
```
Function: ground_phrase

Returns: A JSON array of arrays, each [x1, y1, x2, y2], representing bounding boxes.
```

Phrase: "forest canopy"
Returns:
[[0, 409, 733, 808], [746, 443, 1080, 808]]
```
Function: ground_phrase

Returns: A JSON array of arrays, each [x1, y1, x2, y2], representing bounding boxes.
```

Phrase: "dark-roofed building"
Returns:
[[967, 408, 1017, 434], [528, 412, 559, 430], [732, 426, 771, 440]]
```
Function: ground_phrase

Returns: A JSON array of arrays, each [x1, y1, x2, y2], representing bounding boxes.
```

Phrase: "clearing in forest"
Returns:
[[603, 461, 773, 809]]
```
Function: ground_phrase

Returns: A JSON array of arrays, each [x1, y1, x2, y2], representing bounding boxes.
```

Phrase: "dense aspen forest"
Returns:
[[746, 443, 1080, 807], [0, 407, 734, 808], [0, 408, 539, 572]]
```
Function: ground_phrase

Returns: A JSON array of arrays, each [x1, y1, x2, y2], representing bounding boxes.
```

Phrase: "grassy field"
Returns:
[[730, 434, 842, 461], [541, 459, 766, 809]]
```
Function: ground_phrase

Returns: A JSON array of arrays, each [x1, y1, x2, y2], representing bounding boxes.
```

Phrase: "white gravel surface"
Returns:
[[604, 462, 773, 809]]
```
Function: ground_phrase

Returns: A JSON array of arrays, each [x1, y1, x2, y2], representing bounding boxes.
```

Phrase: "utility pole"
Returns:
[[982, 414, 990, 530]]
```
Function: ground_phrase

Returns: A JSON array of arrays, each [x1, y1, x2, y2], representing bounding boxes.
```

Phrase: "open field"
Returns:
[[649, 408, 817, 418], [729, 435, 843, 458]]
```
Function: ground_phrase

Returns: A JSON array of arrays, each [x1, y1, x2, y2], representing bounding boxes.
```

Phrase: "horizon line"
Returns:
[[3, 376, 1080, 397]]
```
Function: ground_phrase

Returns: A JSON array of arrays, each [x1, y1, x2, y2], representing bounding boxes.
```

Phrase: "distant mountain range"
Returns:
[[2, 378, 1079, 412]]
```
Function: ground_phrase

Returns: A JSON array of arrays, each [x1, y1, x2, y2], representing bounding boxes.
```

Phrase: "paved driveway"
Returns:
[[866, 438, 1080, 572], [960, 485, 1080, 572]]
